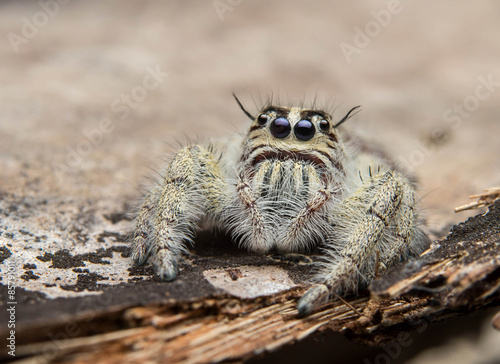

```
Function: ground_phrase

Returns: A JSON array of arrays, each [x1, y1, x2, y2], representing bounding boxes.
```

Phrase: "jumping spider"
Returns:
[[132, 95, 428, 315]]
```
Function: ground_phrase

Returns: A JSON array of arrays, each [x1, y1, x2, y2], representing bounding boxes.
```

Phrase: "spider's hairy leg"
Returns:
[[132, 145, 226, 281], [131, 191, 159, 265], [381, 184, 430, 264], [297, 171, 424, 315]]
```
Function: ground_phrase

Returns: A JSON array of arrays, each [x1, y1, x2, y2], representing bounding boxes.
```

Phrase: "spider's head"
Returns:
[[233, 94, 360, 169], [251, 106, 335, 143], [233, 93, 359, 143]]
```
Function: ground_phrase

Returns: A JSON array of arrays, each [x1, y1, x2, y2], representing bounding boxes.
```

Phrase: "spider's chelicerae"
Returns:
[[132, 95, 428, 315]]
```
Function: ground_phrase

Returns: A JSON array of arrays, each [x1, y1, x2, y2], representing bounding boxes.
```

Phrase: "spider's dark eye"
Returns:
[[294, 120, 315, 141], [319, 119, 330, 132], [270, 118, 291, 138], [257, 114, 268, 126]]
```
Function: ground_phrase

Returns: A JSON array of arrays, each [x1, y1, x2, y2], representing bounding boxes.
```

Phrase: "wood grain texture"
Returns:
[[7, 201, 500, 364]]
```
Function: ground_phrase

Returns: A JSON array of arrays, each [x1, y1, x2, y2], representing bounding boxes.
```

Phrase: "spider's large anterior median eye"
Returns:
[[257, 114, 269, 126], [270, 118, 291, 138], [294, 120, 315, 141]]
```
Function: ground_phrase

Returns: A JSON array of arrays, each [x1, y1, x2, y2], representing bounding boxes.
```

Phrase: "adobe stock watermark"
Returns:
[[397, 73, 500, 172], [51, 65, 168, 180], [6, 258, 18, 358], [7, 0, 72, 54], [213, 0, 244, 21], [339, 0, 411, 64], [363, 317, 430, 364]]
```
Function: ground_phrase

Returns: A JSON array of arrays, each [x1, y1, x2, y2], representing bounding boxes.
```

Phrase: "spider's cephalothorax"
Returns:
[[132, 96, 428, 315]]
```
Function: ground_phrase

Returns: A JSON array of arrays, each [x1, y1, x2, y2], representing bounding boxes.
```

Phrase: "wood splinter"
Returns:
[[454, 186, 500, 212]]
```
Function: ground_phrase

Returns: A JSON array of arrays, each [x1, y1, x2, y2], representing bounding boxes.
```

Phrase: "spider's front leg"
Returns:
[[297, 171, 427, 315], [131, 145, 225, 281]]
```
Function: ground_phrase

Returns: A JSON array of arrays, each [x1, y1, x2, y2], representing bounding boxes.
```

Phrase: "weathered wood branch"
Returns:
[[5, 200, 500, 363]]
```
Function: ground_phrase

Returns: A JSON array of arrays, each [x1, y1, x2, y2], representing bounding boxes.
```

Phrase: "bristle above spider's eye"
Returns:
[[294, 120, 315, 141], [319, 119, 330, 132], [257, 114, 268, 126], [270, 118, 291, 138]]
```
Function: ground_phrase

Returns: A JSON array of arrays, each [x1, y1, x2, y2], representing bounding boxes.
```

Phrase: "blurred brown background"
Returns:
[[0, 1, 499, 363]]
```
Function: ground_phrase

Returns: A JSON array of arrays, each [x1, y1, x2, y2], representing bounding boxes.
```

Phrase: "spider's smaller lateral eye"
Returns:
[[319, 119, 330, 132], [257, 114, 268, 126]]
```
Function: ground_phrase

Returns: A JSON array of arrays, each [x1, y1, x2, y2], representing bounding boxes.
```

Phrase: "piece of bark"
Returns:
[[5, 200, 499, 364]]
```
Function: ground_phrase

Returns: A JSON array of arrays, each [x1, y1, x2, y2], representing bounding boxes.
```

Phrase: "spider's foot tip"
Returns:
[[158, 262, 178, 282], [296, 300, 314, 317], [131, 250, 149, 266], [297, 284, 329, 316]]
